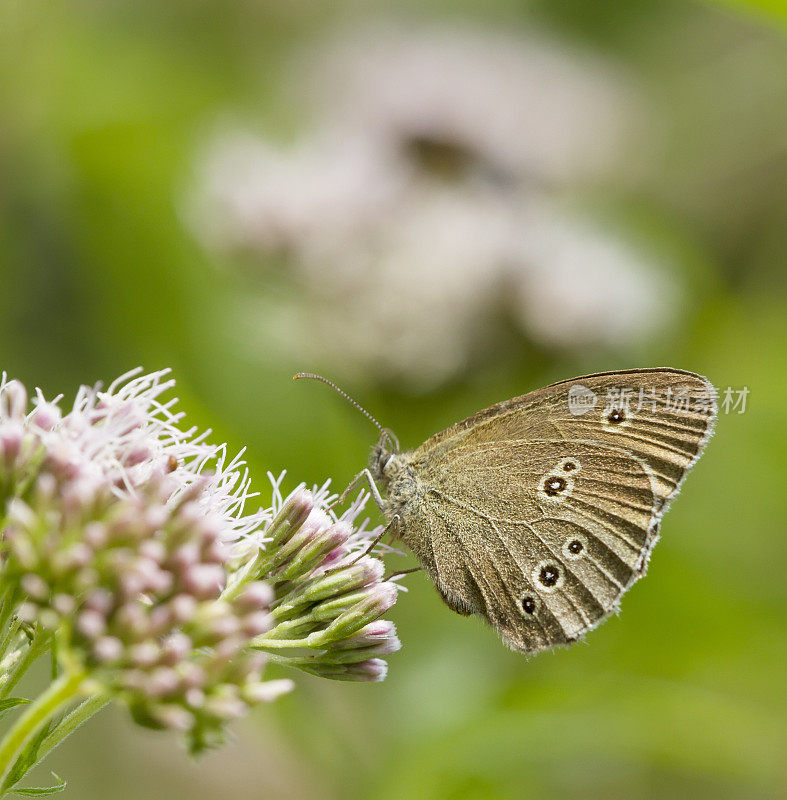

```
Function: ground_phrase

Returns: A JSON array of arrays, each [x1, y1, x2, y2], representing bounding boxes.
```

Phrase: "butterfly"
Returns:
[[298, 369, 717, 654]]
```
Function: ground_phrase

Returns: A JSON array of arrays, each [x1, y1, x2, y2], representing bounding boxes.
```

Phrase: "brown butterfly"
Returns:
[[298, 369, 717, 654]]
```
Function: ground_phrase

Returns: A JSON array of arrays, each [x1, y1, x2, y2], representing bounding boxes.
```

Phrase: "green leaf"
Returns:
[[2, 719, 58, 793], [11, 773, 66, 796], [0, 699, 31, 722]]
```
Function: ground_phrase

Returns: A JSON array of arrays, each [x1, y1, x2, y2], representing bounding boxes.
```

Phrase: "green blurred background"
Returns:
[[0, 1, 785, 798]]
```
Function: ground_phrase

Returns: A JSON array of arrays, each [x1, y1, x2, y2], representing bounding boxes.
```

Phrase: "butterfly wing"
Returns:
[[403, 369, 716, 653]]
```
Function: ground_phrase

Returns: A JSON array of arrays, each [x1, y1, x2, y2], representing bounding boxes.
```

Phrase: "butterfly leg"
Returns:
[[329, 468, 386, 512], [317, 516, 401, 581], [348, 515, 401, 565], [385, 566, 422, 581]]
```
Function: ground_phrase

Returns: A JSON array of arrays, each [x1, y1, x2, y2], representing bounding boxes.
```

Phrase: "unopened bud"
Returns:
[[266, 491, 313, 548], [319, 583, 398, 643]]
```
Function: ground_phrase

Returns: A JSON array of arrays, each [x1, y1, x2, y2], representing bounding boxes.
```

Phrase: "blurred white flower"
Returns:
[[192, 130, 406, 256], [278, 182, 519, 386], [302, 22, 633, 184], [511, 202, 679, 349], [188, 21, 676, 389]]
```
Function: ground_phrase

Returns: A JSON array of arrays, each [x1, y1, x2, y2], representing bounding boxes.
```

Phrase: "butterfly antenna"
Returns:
[[293, 372, 384, 434]]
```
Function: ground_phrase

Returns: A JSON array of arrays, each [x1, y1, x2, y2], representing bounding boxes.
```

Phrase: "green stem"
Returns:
[[0, 670, 86, 793], [260, 652, 302, 668], [221, 553, 274, 603], [254, 639, 309, 649]]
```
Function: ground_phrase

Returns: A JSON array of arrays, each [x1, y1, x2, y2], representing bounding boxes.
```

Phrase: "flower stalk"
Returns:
[[0, 670, 86, 792]]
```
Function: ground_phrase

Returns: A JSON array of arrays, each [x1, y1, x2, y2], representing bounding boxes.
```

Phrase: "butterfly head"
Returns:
[[369, 428, 402, 487]]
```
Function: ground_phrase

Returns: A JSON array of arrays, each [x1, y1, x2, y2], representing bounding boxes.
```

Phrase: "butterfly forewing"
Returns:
[[397, 369, 717, 653]]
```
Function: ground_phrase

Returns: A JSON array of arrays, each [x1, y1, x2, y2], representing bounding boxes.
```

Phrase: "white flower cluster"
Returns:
[[0, 369, 400, 755], [188, 22, 678, 388]]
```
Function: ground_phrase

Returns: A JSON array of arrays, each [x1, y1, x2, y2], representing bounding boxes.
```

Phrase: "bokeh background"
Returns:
[[1, 1, 785, 798]]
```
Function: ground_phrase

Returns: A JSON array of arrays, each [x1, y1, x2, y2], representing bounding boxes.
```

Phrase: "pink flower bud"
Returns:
[[93, 636, 124, 663], [52, 593, 76, 616], [139, 540, 167, 564], [325, 521, 352, 546], [129, 640, 160, 668], [242, 679, 294, 704], [334, 620, 401, 654], [356, 557, 386, 585], [161, 632, 192, 665], [137, 560, 173, 595], [0, 380, 28, 420], [266, 490, 314, 547], [243, 611, 272, 637], [205, 614, 241, 641], [151, 704, 193, 732], [147, 605, 174, 637], [52, 542, 93, 574], [84, 588, 114, 614], [7, 498, 37, 530], [204, 694, 247, 721], [114, 602, 150, 637], [83, 522, 109, 549], [348, 658, 388, 682], [0, 422, 24, 465], [30, 402, 61, 431], [213, 636, 244, 661], [236, 582, 274, 611], [119, 571, 146, 598], [143, 505, 169, 531], [16, 602, 38, 624], [170, 542, 201, 570], [204, 539, 230, 564], [33, 472, 57, 505], [184, 688, 205, 708], [169, 594, 198, 624], [177, 662, 207, 690], [181, 563, 226, 599], [21, 574, 49, 601], [123, 443, 153, 467], [43, 441, 81, 481], [359, 620, 395, 639], [76, 609, 107, 639], [145, 667, 180, 698], [320, 545, 350, 570]]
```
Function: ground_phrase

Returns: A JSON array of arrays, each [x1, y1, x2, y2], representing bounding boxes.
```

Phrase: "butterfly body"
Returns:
[[369, 369, 717, 654]]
